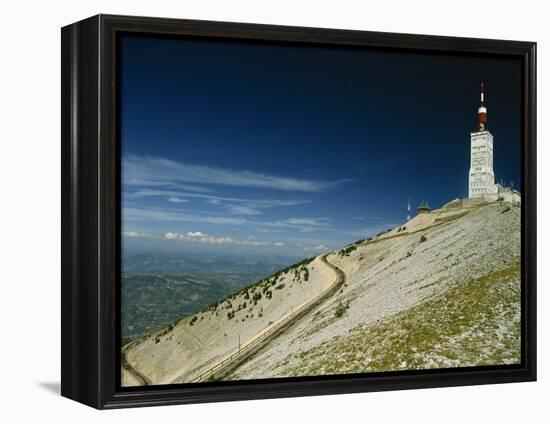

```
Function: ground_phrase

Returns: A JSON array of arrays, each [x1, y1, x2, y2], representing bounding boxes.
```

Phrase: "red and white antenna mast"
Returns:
[[478, 83, 487, 131]]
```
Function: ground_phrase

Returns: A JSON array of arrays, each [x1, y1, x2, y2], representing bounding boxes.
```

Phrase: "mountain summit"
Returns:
[[122, 197, 520, 386]]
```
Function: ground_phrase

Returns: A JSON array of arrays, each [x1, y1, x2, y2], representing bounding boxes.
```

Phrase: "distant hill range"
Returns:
[[121, 255, 289, 342], [122, 197, 521, 386]]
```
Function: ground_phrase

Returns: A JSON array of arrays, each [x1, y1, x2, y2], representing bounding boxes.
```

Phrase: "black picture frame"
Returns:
[[61, 14, 537, 409]]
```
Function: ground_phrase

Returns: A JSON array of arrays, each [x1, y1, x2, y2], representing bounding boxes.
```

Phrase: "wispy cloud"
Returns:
[[224, 205, 262, 216], [187, 231, 208, 238], [263, 217, 333, 232], [124, 154, 353, 192], [123, 207, 246, 226], [122, 231, 158, 239], [303, 244, 329, 252], [162, 230, 285, 247], [125, 188, 310, 216], [167, 197, 188, 203], [280, 218, 331, 226]]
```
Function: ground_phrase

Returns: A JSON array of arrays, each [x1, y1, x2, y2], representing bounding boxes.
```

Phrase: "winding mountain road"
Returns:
[[188, 253, 347, 382], [122, 253, 347, 385], [122, 342, 153, 386]]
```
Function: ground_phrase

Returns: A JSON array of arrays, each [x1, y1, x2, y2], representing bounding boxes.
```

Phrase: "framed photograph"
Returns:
[[61, 14, 536, 409]]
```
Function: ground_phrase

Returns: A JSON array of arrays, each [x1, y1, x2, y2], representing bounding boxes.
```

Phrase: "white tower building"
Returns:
[[469, 84, 498, 199]]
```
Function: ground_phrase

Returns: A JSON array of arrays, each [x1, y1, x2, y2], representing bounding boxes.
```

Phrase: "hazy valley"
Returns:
[[122, 255, 291, 342]]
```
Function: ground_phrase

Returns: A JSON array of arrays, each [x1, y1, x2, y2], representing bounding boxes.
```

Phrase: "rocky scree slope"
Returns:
[[229, 199, 521, 379]]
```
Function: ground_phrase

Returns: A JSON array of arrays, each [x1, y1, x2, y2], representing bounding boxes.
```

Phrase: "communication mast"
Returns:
[[407, 197, 412, 222]]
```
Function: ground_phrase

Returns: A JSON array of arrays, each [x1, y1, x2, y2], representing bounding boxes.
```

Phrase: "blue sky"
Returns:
[[121, 35, 521, 258]]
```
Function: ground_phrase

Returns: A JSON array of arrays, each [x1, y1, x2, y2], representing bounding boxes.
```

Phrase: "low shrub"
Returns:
[[334, 301, 349, 318]]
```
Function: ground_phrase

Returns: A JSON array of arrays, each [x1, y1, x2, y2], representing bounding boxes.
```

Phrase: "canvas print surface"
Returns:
[[120, 35, 522, 387]]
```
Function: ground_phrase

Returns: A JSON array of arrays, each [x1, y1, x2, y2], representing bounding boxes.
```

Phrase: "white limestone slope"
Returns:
[[122, 255, 336, 386], [229, 199, 521, 379]]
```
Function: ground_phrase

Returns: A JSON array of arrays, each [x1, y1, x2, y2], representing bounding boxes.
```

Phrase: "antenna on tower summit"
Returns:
[[407, 197, 412, 222], [478, 83, 487, 131]]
